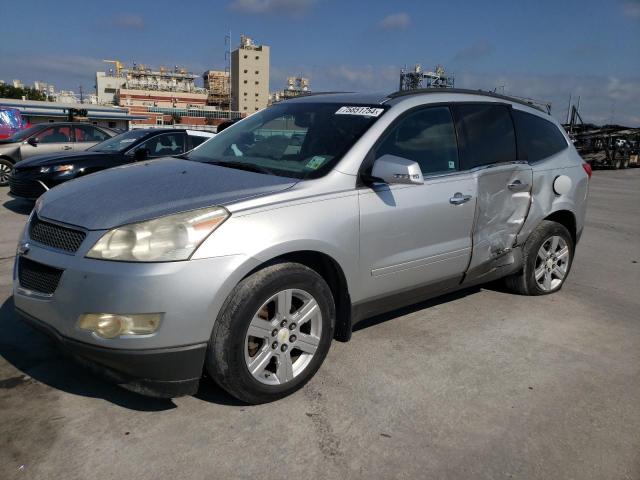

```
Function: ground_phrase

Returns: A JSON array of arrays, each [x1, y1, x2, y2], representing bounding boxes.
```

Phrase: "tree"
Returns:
[[0, 84, 47, 101]]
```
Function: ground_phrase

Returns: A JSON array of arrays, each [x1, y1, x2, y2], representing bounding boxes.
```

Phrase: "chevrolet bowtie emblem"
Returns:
[[17, 242, 30, 256]]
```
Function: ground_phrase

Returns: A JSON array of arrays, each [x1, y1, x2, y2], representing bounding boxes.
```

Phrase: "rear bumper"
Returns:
[[17, 307, 207, 397]]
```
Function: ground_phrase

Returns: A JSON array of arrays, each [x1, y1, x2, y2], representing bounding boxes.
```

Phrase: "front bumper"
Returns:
[[13, 217, 260, 397], [17, 308, 206, 397]]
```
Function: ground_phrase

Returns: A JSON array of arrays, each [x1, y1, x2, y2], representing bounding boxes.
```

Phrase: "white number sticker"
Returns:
[[335, 106, 384, 117]]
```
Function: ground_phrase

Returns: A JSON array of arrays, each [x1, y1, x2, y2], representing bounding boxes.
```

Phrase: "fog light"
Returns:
[[77, 313, 162, 339]]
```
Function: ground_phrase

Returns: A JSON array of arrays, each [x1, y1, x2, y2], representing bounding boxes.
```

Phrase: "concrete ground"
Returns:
[[0, 170, 638, 480]]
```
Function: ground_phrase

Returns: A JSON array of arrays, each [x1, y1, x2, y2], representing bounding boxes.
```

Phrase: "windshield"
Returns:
[[89, 129, 150, 152], [186, 102, 386, 179]]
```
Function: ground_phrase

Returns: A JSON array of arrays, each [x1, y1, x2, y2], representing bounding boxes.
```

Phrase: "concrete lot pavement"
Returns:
[[0, 170, 639, 479]]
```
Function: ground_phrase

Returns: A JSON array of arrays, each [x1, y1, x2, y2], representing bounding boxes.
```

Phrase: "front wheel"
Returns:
[[206, 262, 335, 404], [0, 158, 13, 186], [505, 220, 574, 296]]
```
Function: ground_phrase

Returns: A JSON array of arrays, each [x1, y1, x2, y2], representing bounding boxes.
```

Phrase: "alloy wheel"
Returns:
[[0, 162, 11, 185], [534, 235, 570, 292], [244, 288, 322, 385]]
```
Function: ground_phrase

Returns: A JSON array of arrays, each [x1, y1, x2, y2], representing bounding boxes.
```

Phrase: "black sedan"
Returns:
[[9, 128, 214, 199]]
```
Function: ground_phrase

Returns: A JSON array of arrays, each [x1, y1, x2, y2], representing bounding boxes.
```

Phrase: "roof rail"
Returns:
[[386, 88, 550, 114]]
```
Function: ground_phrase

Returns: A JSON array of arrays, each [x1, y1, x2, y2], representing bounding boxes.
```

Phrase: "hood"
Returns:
[[37, 158, 297, 230], [14, 151, 115, 169]]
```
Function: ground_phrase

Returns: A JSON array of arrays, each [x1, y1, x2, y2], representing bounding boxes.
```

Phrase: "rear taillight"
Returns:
[[582, 162, 592, 179]]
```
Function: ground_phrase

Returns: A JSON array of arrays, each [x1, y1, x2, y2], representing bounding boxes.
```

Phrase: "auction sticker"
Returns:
[[335, 106, 384, 117]]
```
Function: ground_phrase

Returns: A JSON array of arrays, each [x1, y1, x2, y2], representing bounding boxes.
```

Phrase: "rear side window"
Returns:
[[374, 106, 459, 175], [453, 104, 516, 168], [512, 110, 568, 162]]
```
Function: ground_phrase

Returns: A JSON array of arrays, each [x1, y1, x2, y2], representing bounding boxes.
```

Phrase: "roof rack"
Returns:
[[386, 88, 550, 114]]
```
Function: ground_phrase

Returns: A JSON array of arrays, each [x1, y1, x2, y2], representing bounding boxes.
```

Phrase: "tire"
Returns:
[[206, 262, 335, 404], [0, 158, 13, 187], [505, 220, 574, 296]]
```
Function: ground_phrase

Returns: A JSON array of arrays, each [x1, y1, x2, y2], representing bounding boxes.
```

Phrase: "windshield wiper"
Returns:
[[209, 160, 275, 175]]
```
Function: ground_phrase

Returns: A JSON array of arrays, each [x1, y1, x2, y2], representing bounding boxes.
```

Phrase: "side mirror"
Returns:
[[371, 154, 424, 185], [133, 147, 150, 161], [27, 137, 39, 147]]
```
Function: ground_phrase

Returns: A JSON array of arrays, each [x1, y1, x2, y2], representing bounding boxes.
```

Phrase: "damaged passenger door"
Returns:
[[452, 103, 533, 277]]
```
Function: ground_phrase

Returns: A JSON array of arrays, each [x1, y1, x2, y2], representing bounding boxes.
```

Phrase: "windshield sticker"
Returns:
[[335, 106, 384, 117], [120, 138, 137, 143], [306, 156, 327, 170]]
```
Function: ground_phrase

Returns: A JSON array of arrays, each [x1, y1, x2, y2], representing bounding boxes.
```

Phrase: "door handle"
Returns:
[[62, 146, 73, 150], [507, 180, 529, 191], [449, 192, 472, 205]]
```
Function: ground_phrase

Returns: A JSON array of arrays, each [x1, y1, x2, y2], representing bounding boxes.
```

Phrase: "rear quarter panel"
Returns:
[[517, 147, 588, 245]]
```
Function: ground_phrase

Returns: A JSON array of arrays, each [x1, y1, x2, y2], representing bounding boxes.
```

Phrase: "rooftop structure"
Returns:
[[270, 76, 310, 104], [203, 70, 230, 108], [399, 64, 454, 91], [96, 61, 207, 105]]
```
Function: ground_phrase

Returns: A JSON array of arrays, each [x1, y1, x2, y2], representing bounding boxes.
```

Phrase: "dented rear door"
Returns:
[[466, 163, 533, 272]]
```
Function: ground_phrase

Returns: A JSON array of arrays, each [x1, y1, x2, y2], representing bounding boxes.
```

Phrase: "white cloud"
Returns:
[[228, 0, 315, 15], [112, 13, 145, 30], [455, 71, 640, 126], [452, 40, 492, 63], [377, 12, 410, 30], [621, 0, 640, 17]]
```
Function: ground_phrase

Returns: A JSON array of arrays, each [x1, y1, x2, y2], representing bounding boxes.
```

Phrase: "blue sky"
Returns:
[[1, 0, 639, 125]]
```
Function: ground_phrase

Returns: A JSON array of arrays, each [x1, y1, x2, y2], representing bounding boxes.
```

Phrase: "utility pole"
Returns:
[[79, 85, 84, 104], [566, 94, 572, 124], [225, 30, 231, 112]]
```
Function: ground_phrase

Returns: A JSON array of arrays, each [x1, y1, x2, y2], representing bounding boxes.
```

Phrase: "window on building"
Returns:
[[512, 110, 568, 162], [244, 106, 247, 110], [244, 70, 247, 74], [453, 104, 516, 168], [244, 80, 247, 84], [243, 55, 247, 59], [255, 93, 259, 97], [244, 92, 248, 96], [255, 107, 259, 111], [255, 71, 259, 74], [374, 106, 459, 175], [255, 81, 259, 85]]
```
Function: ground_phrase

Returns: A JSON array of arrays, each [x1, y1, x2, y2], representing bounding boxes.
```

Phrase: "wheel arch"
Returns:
[[243, 249, 353, 342], [543, 209, 577, 245]]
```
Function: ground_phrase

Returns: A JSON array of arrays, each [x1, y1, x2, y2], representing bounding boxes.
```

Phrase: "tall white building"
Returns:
[[231, 35, 270, 113]]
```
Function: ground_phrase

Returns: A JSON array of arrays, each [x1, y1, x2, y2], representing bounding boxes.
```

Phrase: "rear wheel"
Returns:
[[206, 262, 335, 404], [0, 158, 12, 186], [505, 220, 574, 295]]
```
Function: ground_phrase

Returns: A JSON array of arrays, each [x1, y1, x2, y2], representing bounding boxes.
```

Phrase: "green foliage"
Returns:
[[0, 84, 47, 101]]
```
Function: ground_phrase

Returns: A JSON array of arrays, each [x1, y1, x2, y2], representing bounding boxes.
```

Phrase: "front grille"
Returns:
[[18, 257, 64, 295], [29, 217, 86, 253], [9, 175, 47, 199]]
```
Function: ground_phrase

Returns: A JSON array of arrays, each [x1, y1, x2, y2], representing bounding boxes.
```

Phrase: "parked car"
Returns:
[[0, 122, 118, 186], [13, 90, 589, 404], [0, 107, 28, 140], [9, 128, 215, 199]]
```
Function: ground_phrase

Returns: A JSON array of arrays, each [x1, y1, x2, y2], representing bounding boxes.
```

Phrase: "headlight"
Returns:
[[77, 313, 162, 338], [40, 164, 74, 173], [86, 206, 229, 262]]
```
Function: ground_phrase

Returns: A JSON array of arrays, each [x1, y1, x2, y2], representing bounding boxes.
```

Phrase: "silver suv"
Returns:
[[13, 90, 590, 404]]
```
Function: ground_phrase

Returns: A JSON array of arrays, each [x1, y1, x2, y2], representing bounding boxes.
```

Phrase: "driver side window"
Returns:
[[375, 106, 459, 175]]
